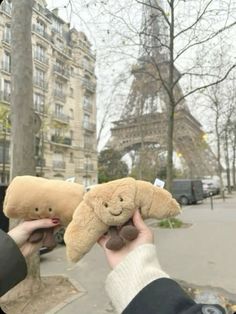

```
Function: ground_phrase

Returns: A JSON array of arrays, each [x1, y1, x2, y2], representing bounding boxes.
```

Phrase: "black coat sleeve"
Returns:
[[123, 278, 226, 314], [0, 230, 27, 297]]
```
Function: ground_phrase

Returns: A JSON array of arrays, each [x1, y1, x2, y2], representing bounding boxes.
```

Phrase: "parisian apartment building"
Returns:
[[0, 0, 98, 187]]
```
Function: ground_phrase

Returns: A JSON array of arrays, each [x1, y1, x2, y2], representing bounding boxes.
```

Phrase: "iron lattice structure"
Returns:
[[108, 0, 218, 177]]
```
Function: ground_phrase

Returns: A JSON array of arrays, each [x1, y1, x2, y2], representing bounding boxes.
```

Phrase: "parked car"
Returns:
[[172, 179, 204, 205], [202, 179, 220, 197]]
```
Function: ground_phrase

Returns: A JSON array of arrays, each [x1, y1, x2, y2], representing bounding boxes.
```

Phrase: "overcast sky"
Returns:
[[46, 0, 236, 153]]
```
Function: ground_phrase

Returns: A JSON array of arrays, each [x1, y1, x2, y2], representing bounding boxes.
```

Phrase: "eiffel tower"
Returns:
[[107, 0, 217, 177]]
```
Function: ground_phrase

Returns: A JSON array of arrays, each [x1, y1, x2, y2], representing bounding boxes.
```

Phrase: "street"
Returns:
[[41, 193, 236, 313]]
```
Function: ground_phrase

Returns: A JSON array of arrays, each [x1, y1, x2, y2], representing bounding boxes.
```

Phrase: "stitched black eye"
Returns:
[[120, 197, 123, 202], [48, 208, 52, 212], [104, 202, 108, 208], [35, 207, 39, 212]]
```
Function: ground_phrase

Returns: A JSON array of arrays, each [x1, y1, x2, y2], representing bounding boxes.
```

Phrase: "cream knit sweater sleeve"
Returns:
[[105, 243, 169, 314]]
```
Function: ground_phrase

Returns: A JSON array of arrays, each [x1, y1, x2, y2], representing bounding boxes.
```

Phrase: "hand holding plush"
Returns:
[[65, 177, 181, 262], [3, 176, 85, 246]]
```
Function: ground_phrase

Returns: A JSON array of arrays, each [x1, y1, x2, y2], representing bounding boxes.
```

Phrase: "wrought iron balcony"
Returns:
[[81, 62, 94, 73], [34, 78, 48, 90], [53, 160, 65, 169], [51, 135, 72, 146], [52, 112, 70, 124], [53, 64, 70, 79], [54, 90, 66, 101], [82, 80, 96, 93], [84, 142, 94, 150], [35, 157, 46, 167], [32, 24, 51, 42], [83, 121, 96, 132], [34, 52, 49, 65], [84, 163, 94, 171], [83, 101, 93, 112]]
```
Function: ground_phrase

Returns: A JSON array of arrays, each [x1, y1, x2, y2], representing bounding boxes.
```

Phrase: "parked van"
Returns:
[[172, 179, 204, 205]]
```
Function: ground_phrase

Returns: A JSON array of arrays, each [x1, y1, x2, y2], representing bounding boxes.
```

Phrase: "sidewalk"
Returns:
[[41, 192, 236, 313]]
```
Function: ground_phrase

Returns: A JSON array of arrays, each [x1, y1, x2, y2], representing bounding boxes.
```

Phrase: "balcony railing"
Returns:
[[0, 90, 11, 103], [54, 90, 66, 101], [34, 103, 44, 114], [53, 64, 70, 79], [83, 121, 96, 132], [84, 163, 94, 171], [34, 78, 48, 90], [82, 80, 96, 93], [35, 157, 46, 167], [51, 135, 72, 146], [84, 142, 94, 150], [83, 102, 93, 112], [1, 61, 11, 73], [53, 160, 65, 169], [1, 2, 12, 15], [52, 112, 70, 124], [81, 62, 94, 73], [34, 52, 49, 65], [54, 43, 72, 58], [32, 24, 51, 42]]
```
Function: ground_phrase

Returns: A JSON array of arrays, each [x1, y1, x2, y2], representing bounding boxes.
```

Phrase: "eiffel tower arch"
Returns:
[[107, 0, 218, 178]]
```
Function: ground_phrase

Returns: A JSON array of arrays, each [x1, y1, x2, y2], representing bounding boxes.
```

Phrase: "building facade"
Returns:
[[0, 0, 97, 186]]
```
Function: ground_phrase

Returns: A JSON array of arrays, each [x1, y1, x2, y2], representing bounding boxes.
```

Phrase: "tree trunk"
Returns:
[[4, 0, 41, 301]]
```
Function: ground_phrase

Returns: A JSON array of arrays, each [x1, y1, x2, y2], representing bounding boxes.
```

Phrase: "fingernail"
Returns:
[[52, 218, 60, 224]]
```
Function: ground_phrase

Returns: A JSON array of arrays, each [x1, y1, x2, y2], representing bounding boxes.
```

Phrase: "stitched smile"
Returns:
[[110, 210, 122, 216]]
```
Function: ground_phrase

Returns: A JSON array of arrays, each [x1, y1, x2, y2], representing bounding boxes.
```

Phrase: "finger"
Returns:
[[132, 210, 148, 232], [98, 235, 109, 248], [24, 219, 60, 233]]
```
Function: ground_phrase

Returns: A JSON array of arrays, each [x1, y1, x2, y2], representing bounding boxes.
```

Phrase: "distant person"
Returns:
[[99, 210, 226, 314], [0, 219, 59, 298]]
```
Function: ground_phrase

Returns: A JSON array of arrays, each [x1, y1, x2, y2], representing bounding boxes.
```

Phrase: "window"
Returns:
[[84, 134, 93, 150], [55, 103, 63, 115], [84, 95, 92, 110], [33, 93, 45, 113], [3, 80, 11, 102], [2, 51, 11, 73], [54, 81, 64, 98], [36, 19, 46, 36], [69, 87, 74, 97], [35, 44, 46, 63], [52, 18, 63, 35], [70, 130, 73, 139], [69, 152, 73, 163], [69, 109, 74, 119], [35, 68, 45, 88], [53, 152, 65, 169], [3, 24, 11, 43]]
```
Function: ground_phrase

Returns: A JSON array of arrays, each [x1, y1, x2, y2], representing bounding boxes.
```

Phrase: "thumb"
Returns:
[[132, 210, 148, 232]]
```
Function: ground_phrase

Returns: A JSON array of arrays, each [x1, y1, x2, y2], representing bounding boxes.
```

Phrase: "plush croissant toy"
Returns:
[[3, 176, 85, 246], [65, 177, 181, 263]]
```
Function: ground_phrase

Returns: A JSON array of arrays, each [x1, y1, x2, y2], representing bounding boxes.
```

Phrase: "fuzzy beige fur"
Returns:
[[3, 176, 85, 226], [65, 177, 181, 262]]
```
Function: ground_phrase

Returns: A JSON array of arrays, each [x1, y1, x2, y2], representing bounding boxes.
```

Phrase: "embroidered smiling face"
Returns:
[[84, 177, 137, 225]]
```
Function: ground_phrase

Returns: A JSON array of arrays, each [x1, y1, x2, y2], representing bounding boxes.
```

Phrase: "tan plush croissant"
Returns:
[[3, 176, 85, 245], [64, 177, 181, 262]]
